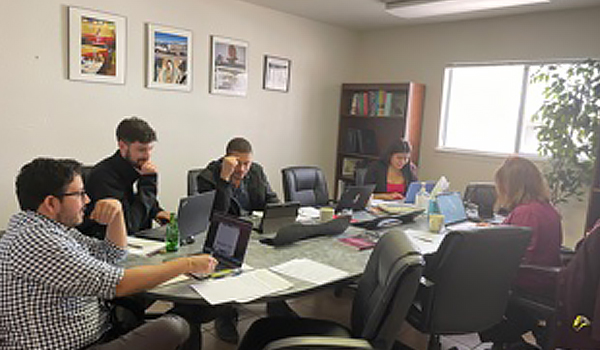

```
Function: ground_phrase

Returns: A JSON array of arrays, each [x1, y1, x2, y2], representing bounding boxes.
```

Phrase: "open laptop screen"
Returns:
[[436, 192, 468, 225], [203, 212, 252, 268]]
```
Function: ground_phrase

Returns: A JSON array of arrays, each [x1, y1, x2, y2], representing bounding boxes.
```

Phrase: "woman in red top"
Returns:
[[364, 139, 418, 200]]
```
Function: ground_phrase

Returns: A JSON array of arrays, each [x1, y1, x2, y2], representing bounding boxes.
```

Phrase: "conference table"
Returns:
[[125, 215, 443, 305]]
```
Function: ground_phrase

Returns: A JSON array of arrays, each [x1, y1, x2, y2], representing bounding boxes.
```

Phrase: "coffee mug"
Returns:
[[320, 207, 335, 222], [429, 214, 445, 233]]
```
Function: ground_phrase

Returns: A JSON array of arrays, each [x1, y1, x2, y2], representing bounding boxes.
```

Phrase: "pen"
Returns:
[[209, 269, 242, 279], [127, 243, 144, 249]]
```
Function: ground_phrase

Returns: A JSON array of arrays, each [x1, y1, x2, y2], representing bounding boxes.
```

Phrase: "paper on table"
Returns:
[[270, 258, 349, 285], [189, 269, 292, 305], [126, 236, 165, 256], [404, 229, 444, 254]]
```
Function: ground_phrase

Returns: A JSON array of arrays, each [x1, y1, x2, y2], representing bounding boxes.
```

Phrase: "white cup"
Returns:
[[429, 214, 444, 233], [320, 207, 335, 222]]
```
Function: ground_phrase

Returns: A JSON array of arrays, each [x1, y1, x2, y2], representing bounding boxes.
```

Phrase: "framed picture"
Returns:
[[210, 36, 248, 96], [342, 157, 361, 177], [68, 7, 126, 84], [146, 24, 192, 91], [263, 55, 290, 92]]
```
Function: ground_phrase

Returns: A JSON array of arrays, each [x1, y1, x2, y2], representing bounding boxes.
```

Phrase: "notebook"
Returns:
[[256, 202, 300, 234], [404, 181, 436, 204], [134, 190, 215, 244], [335, 184, 376, 213], [201, 212, 252, 271]]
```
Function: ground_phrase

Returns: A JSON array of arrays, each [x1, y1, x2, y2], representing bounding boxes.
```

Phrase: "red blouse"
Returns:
[[386, 182, 406, 195]]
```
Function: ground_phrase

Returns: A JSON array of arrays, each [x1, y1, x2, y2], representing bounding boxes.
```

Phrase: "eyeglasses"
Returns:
[[56, 190, 87, 199]]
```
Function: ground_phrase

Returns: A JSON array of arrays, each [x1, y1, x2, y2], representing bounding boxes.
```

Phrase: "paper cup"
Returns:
[[320, 207, 335, 222], [429, 214, 444, 233]]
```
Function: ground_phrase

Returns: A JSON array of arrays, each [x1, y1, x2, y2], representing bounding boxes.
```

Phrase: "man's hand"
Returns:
[[155, 211, 171, 225], [139, 161, 158, 175], [90, 199, 124, 225], [220, 156, 239, 182], [185, 255, 218, 274]]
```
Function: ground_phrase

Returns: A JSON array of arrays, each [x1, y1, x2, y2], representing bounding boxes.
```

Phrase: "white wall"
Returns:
[[354, 7, 600, 247], [0, 0, 357, 226]]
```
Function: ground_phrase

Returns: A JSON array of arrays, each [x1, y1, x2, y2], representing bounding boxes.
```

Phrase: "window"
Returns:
[[438, 62, 574, 156]]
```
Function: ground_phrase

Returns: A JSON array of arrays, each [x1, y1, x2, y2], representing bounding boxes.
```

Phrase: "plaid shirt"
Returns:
[[0, 211, 127, 350]]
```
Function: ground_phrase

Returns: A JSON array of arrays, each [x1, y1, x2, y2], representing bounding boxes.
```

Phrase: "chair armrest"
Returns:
[[519, 264, 561, 276], [264, 336, 374, 350]]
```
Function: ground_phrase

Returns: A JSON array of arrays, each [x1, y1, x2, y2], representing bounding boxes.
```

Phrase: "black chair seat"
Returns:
[[238, 317, 352, 350]]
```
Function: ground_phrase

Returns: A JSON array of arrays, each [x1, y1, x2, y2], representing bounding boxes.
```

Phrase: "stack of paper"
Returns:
[[270, 258, 349, 285], [190, 269, 292, 304], [126, 236, 165, 256]]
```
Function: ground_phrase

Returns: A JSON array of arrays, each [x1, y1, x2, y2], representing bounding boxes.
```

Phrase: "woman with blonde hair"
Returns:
[[480, 156, 563, 349]]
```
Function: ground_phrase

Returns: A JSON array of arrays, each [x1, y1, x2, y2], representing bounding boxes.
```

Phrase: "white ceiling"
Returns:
[[236, 0, 600, 31]]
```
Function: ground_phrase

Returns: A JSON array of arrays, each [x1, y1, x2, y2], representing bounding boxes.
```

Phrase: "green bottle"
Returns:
[[165, 213, 179, 252]]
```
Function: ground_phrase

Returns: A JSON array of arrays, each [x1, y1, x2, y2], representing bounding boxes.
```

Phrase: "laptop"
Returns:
[[201, 212, 252, 271], [134, 190, 215, 244], [256, 202, 300, 234], [404, 181, 436, 204], [335, 184, 376, 213]]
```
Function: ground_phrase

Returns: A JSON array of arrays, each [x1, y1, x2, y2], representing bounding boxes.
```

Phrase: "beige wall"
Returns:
[[0, 0, 357, 225], [354, 7, 600, 247]]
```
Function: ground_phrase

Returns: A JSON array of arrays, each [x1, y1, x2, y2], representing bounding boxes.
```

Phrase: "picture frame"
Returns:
[[210, 35, 248, 96], [68, 7, 126, 84], [146, 23, 192, 91], [342, 157, 361, 177], [263, 55, 291, 92]]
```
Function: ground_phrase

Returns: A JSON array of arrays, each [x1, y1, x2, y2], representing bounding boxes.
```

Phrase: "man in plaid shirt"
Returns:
[[0, 158, 217, 350]]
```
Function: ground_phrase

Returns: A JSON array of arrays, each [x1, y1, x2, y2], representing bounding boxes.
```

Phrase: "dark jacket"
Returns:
[[196, 158, 279, 216], [555, 221, 600, 349], [364, 160, 418, 194], [79, 151, 162, 238]]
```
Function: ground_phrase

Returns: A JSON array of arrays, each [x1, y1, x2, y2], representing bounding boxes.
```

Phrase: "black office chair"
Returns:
[[81, 165, 93, 186], [463, 182, 497, 219], [237, 229, 425, 350], [187, 168, 203, 196], [281, 166, 330, 206], [406, 226, 532, 350]]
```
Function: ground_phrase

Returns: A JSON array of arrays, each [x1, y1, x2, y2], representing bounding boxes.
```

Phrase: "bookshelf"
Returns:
[[335, 82, 425, 198]]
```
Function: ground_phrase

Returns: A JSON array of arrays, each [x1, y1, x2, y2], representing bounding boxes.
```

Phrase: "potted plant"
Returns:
[[531, 59, 600, 204]]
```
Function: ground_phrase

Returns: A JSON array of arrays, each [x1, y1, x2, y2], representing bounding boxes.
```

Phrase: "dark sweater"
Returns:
[[79, 151, 162, 238], [364, 160, 418, 194], [196, 158, 279, 216]]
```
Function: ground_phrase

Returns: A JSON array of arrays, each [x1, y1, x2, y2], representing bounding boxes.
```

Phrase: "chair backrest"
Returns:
[[187, 168, 203, 196], [81, 165, 93, 186], [463, 182, 497, 219], [351, 229, 424, 350], [281, 166, 329, 206], [420, 226, 531, 334]]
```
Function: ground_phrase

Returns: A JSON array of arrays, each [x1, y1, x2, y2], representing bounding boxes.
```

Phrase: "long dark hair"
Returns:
[[381, 139, 412, 165]]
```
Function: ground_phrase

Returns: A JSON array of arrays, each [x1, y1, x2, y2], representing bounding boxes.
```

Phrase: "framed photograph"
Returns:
[[342, 157, 361, 177], [210, 36, 248, 96], [146, 23, 192, 91], [263, 55, 290, 92], [68, 7, 126, 84]]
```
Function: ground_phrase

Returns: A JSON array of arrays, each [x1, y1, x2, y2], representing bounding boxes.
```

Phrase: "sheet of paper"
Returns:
[[126, 236, 165, 256], [189, 269, 292, 305], [158, 274, 190, 287], [404, 229, 444, 254], [270, 258, 349, 285]]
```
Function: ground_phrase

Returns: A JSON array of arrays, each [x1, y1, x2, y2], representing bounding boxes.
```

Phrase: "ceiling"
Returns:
[[236, 0, 600, 31]]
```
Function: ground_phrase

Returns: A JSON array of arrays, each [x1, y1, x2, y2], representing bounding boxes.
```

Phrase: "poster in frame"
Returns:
[[263, 55, 290, 92], [210, 35, 248, 96], [68, 6, 126, 84], [146, 23, 192, 91]]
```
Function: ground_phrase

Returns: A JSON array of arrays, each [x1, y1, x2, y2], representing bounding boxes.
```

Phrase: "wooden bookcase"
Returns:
[[334, 82, 425, 198]]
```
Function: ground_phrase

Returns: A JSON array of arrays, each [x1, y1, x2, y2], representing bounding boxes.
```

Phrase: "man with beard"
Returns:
[[80, 117, 170, 238]]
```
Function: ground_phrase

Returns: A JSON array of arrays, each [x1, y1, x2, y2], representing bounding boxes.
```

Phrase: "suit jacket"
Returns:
[[195, 158, 279, 216]]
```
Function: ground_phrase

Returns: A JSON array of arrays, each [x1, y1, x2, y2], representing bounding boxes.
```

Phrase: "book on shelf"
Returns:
[[368, 91, 378, 117], [362, 92, 369, 115], [350, 93, 359, 115], [377, 90, 386, 116], [384, 92, 393, 116], [344, 128, 378, 155]]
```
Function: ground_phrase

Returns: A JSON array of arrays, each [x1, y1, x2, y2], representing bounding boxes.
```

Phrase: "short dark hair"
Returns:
[[16, 158, 82, 211], [116, 117, 157, 144], [381, 139, 412, 164], [226, 137, 252, 155]]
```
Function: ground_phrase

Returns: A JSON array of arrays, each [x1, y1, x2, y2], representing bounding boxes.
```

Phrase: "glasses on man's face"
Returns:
[[56, 190, 87, 200]]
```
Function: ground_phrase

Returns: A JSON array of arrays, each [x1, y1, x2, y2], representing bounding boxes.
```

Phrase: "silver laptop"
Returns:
[[134, 190, 215, 244]]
